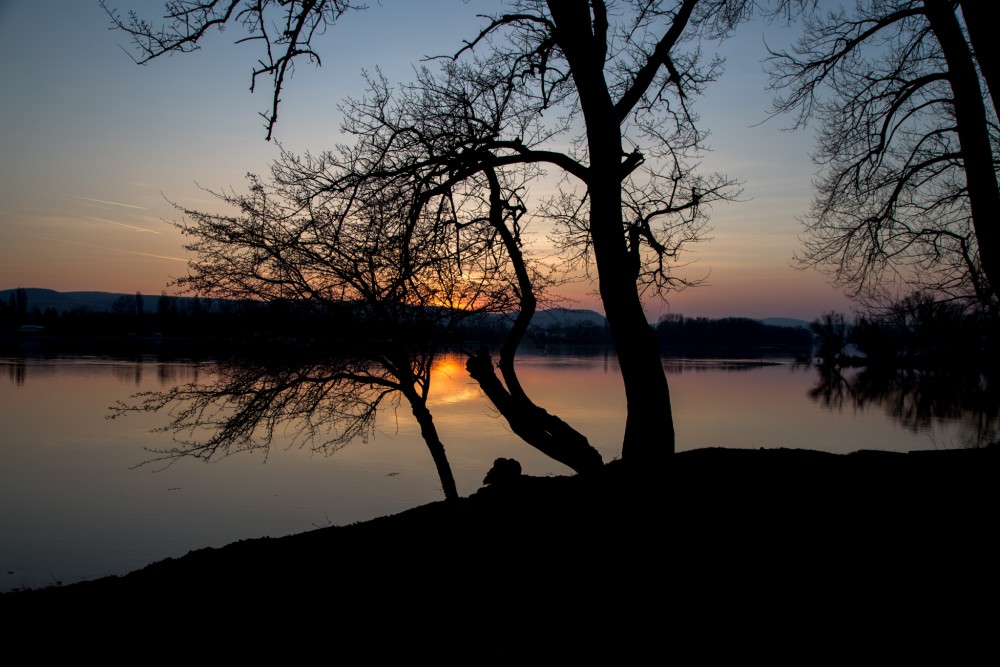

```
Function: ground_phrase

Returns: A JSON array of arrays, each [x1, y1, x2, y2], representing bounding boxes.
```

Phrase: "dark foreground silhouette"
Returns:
[[2, 447, 996, 658]]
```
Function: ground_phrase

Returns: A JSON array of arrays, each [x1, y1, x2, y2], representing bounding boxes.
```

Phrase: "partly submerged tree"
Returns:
[[104, 1, 759, 464], [769, 0, 1000, 310], [117, 354, 451, 485], [115, 169, 521, 501], [462, 167, 605, 473]]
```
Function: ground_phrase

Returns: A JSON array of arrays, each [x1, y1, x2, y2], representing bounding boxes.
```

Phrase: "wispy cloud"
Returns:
[[37, 235, 188, 262], [86, 216, 162, 234], [73, 196, 148, 210]]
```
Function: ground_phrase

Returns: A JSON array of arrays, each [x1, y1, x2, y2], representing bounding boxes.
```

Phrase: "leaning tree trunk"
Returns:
[[402, 385, 459, 501], [466, 349, 603, 473], [464, 168, 604, 474]]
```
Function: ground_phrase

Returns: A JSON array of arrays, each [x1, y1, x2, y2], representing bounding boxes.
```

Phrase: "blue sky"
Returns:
[[0, 0, 854, 320]]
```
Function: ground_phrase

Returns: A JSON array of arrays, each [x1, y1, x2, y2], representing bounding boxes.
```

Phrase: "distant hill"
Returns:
[[0, 289, 612, 324], [0, 288, 160, 314], [530, 308, 607, 330], [1, 289, 816, 330]]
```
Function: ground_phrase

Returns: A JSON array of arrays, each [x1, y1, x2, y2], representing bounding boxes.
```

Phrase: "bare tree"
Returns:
[[465, 166, 604, 473], [113, 166, 520, 501], [100, 0, 360, 140], [770, 0, 1000, 310], [104, 1, 756, 465], [456, 2, 746, 462]]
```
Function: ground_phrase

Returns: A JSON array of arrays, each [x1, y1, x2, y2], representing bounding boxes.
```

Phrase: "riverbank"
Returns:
[[2, 446, 995, 657]]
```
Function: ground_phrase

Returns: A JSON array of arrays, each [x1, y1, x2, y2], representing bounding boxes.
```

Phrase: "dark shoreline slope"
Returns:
[[3, 447, 995, 657]]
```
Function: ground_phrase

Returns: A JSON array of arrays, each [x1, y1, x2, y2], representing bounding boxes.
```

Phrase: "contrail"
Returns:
[[38, 235, 188, 262], [86, 216, 162, 234], [74, 196, 147, 210]]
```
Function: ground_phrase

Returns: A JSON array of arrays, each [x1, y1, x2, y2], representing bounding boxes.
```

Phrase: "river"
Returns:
[[0, 351, 982, 591]]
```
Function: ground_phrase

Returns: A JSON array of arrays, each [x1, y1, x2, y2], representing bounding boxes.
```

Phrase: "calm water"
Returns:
[[0, 352, 976, 591]]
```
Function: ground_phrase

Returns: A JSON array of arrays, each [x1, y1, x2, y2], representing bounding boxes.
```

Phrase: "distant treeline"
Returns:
[[811, 293, 999, 369], [1, 291, 447, 344], [2, 288, 812, 353], [655, 314, 812, 353]]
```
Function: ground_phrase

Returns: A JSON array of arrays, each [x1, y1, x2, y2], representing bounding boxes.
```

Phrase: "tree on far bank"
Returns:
[[810, 311, 849, 366]]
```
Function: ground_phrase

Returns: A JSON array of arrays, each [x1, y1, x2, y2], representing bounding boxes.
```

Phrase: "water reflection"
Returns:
[[810, 365, 998, 447], [662, 359, 785, 373], [3, 352, 991, 592], [7, 357, 24, 385], [5, 355, 207, 387]]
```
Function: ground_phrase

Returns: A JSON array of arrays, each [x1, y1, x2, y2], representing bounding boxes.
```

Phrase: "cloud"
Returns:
[[37, 235, 187, 263], [86, 216, 162, 234], [73, 196, 148, 210]]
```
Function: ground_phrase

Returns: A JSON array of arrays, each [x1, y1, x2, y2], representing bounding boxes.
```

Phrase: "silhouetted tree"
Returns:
[[105, 2, 817, 464], [464, 167, 603, 473], [116, 351, 464, 493], [100, 0, 358, 141], [811, 311, 850, 365], [14, 287, 28, 317], [851, 291, 989, 365], [112, 294, 136, 317], [770, 0, 1000, 309], [122, 161, 521, 500], [156, 291, 178, 324]]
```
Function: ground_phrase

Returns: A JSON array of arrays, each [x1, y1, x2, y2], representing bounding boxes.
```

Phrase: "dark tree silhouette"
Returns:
[[14, 287, 28, 317], [770, 0, 1000, 309], [442, 2, 746, 463], [102, 1, 768, 465], [810, 311, 850, 366], [114, 169, 521, 501], [100, 0, 359, 140], [465, 167, 604, 473]]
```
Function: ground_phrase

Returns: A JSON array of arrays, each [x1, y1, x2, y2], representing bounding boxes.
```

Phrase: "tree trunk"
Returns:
[[925, 0, 1000, 300], [548, 0, 676, 463], [589, 185, 676, 462], [466, 349, 604, 473], [404, 388, 459, 501], [465, 168, 604, 473]]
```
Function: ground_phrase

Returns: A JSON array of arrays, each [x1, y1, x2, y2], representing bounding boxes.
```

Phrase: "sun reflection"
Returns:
[[428, 353, 482, 406]]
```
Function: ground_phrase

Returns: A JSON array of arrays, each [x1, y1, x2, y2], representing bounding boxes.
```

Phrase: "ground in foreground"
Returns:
[[2, 447, 996, 658]]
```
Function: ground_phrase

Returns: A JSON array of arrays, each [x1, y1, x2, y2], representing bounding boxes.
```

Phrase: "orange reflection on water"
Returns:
[[427, 354, 482, 406]]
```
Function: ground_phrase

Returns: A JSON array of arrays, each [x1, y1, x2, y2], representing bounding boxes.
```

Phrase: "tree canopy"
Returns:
[[117, 162, 528, 500], [770, 0, 1000, 310], [104, 1, 788, 465]]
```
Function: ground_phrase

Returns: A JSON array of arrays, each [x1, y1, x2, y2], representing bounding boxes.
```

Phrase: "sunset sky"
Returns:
[[0, 0, 854, 321]]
